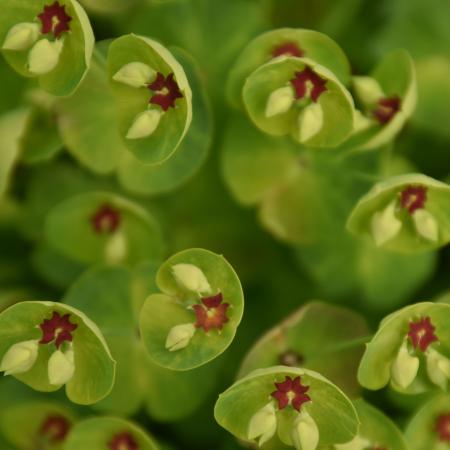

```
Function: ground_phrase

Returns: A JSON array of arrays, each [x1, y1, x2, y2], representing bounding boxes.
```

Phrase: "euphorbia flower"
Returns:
[[38, 1, 72, 39], [373, 96, 401, 124], [91, 204, 121, 234], [40, 415, 71, 443], [290, 67, 327, 102], [436, 413, 450, 442], [272, 42, 304, 58], [271, 375, 311, 411], [400, 185, 427, 215], [193, 293, 230, 332], [39, 311, 78, 349], [148, 72, 183, 111], [109, 432, 138, 450], [408, 316, 438, 352]]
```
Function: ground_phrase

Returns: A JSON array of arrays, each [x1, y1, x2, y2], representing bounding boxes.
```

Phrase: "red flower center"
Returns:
[[272, 42, 304, 58], [373, 96, 401, 124], [192, 293, 230, 332], [271, 375, 311, 411], [290, 67, 327, 103], [147, 72, 183, 112], [408, 316, 438, 352], [40, 415, 71, 443], [436, 413, 450, 442], [91, 204, 121, 234], [109, 432, 139, 450], [39, 311, 78, 349], [400, 185, 427, 215], [38, 1, 72, 39]]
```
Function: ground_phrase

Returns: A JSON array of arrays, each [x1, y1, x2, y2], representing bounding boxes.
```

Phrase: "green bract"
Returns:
[[214, 366, 358, 449], [0, 0, 94, 96], [107, 34, 192, 164], [44, 191, 165, 265], [347, 49, 416, 151], [238, 302, 370, 398], [0, 301, 115, 404], [242, 57, 354, 147], [139, 248, 244, 370], [347, 173, 450, 253], [63, 417, 159, 450], [405, 394, 450, 450], [227, 28, 351, 108], [358, 302, 450, 394]]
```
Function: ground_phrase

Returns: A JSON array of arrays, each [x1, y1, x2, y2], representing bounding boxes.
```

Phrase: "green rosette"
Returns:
[[214, 366, 358, 449], [358, 302, 450, 394], [242, 57, 354, 147], [238, 302, 370, 398], [63, 417, 159, 450], [0, 0, 94, 96], [405, 394, 450, 450], [347, 173, 450, 253], [140, 248, 244, 370], [227, 27, 351, 107], [107, 33, 192, 164], [0, 301, 115, 404], [44, 191, 165, 265]]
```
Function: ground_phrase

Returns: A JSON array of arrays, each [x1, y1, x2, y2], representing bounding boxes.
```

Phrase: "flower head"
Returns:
[[91, 204, 121, 234], [436, 413, 450, 442], [290, 67, 327, 102], [109, 432, 138, 450], [272, 42, 304, 58], [37, 1, 72, 39], [400, 185, 427, 215], [408, 316, 438, 352], [39, 311, 78, 349], [192, 293, 230, 332], [148, 72, 183, 111], [271, 375, 311, 411], [40, 415, 71, 443], [373, 96, 401, 124]]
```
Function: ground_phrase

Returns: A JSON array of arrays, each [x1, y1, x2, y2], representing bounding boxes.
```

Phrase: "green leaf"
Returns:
[[0, 301, 115, 405], [140, 248, 244, 370]]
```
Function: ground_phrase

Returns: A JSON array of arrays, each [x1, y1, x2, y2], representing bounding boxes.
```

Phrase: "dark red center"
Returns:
[[272, 42, 304, 58], [108, 432, 138, 450], [37, 1, 72, 39], [290, 67, 327, 103], [400, 185, 427, 215], [39, 311, 78, 349], [147, 72, 183, 112], [436, 413, 450, 442], [373, 96, 401, 124], [192, 293, 230, 332], [40, 415, 71, 443], [91, 204, 121, 234], [408, 316, 438, 352], [271, 375, 311, 411]]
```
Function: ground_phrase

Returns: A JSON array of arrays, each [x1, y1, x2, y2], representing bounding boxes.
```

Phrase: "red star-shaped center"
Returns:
[[108, 432, 138, 450], [91, 204, 121, 234], [408, 316, 438, 352], [436, 413, 450, 442], [373, 96, 401, 124], [192, 293, 230, 332], [400, 185, 427, 215], [39, 311, 78, 349], [290, 67, 327, 102], [40, 415, 71, 443], [147, 72, 183, 112], [272, 42, 304, 58], [38, 1, 72, 39], [271, 375, 311, 411]]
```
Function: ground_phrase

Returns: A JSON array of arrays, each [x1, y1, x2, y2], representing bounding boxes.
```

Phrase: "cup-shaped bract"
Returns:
[[227, 28, 351, 108], [0, 401, 76, 450], [347, 174, 450, 253], [214, 366, 358, 449], [0, 301, 115, 404], [107, 34, 192, 164], [405, 394, 450, 450], [348, 49, 416, 151], [243, 57, 354, 148], [139, 248, 244, 370], [238, 302, 370, 398], [63, 417, 158, 450], [358, 302, 450, 394], [335, 399, 407, 450], [0, 0, 94, 96], [44, 191, 165, 265]]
